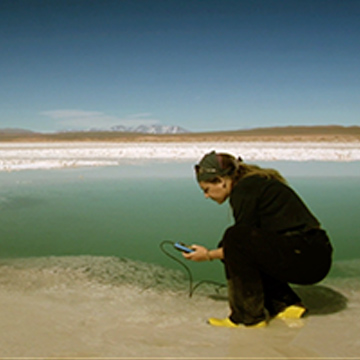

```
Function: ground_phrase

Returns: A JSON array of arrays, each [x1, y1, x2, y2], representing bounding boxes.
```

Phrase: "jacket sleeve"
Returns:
[[217, 179, 259, 248]]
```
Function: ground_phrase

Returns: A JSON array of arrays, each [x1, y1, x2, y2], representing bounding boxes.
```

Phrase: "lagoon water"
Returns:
[[1, 160, 360, 358]]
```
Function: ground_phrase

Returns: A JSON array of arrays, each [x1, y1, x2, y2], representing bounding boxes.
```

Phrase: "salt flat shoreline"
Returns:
[[1, 141, 360, 171]]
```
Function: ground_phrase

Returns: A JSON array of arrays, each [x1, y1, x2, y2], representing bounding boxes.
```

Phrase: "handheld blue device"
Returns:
[[174, 242, 194, 253]]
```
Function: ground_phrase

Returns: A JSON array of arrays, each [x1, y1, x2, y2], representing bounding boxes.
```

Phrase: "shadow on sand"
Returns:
[[294, 285, 348, 316]]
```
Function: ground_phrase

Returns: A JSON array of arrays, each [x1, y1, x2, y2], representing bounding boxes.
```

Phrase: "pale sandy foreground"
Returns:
[[1, 141, 360, 171], [0, 256, 358, 359]]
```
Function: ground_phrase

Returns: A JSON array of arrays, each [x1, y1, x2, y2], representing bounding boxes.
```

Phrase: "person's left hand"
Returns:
[[182, 245, 209, 262]]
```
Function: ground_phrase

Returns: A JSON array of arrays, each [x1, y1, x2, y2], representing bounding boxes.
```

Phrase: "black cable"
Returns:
[[159, 240, 226, 298]]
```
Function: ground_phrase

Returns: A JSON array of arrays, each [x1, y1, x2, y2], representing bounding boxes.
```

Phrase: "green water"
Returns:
[[0, 161, 359, 281]]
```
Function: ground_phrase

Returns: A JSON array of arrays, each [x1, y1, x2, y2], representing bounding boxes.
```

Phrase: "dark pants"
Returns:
[[222, 224, 333, 326]]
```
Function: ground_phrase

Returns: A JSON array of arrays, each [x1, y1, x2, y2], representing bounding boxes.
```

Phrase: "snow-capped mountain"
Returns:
[[110, 124, 189, 134]]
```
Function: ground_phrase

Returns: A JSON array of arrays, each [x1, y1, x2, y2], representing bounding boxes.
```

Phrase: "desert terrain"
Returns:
[[1, 125, 359, 143]]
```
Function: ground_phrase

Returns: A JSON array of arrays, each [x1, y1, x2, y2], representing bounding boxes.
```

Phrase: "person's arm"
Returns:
[[182, 245, 224, 262]]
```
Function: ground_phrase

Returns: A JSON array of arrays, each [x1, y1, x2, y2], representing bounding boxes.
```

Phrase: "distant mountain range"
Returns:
[[0, 124, 189, 135], [1, 125, 359, 142], [108, 124, 189, 134], [61, 124, 189, 134], [0, 128, 34, 134]]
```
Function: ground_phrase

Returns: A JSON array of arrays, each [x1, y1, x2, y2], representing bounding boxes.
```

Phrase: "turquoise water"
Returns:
[[0, 161, 359, 283]]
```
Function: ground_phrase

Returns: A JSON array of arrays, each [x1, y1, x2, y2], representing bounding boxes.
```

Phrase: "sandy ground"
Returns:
[[0, 278, 357, 359], [0, 256, 359, 359]]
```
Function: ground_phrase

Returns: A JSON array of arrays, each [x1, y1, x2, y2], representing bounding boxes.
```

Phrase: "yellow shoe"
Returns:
[[276, 305, 307, 319], [207, 317, 267, 328]]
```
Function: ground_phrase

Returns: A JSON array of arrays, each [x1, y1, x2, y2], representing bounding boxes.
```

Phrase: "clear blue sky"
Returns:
[[1, 0, 359, 132]]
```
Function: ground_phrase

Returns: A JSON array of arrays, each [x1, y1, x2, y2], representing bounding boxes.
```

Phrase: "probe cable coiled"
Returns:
[[159, 240, 225, 298]]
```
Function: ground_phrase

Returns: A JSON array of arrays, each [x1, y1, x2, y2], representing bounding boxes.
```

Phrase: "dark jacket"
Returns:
[[229, 175, 320, 234]]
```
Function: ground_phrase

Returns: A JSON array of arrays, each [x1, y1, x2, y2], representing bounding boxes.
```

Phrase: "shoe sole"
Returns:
[[276, 305, 307, 319], [207, 317, 267, 328]]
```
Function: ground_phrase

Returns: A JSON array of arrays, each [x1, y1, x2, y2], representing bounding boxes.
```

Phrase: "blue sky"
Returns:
[[1, 0, 359, 132]]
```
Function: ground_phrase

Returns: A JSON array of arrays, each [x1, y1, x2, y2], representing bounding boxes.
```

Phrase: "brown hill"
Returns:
[[0, 125, 359, 143]]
